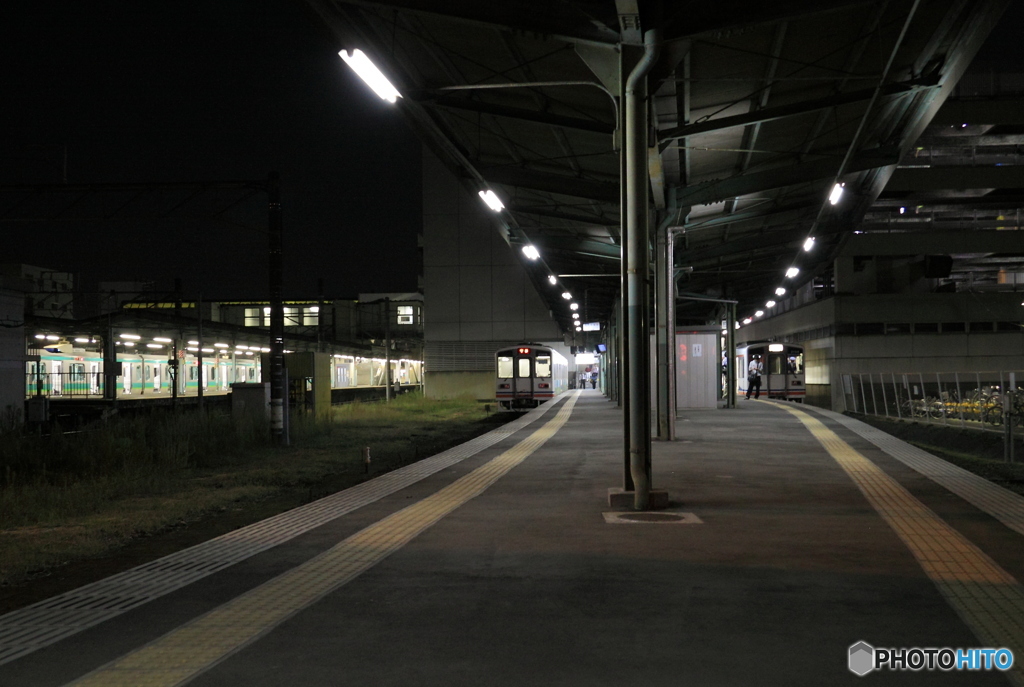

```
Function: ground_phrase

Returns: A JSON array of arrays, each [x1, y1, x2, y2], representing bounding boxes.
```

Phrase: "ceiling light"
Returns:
[[735, 322, 741, 329], [74, 337, 89, 343], [120, 333, 141, 340], [146, 343, 163, 349], [153, 337, 172, 343], [570, 303, 579, 311], [572, 313, 580, 319], [755, 310, 764, 318], [522, 245, 540, 260], [742, 317, 752, 325], [899, 207, 906, 215], [478, 189, 504, 212], [338, 49, 401, 103], [803, 237, 815, 251], [785, 267, 799, 279], [775, 287, 786, 296], [829, 183, 844, 205], [766, 300, 776, 308], [575, 326, 582, 331], [547, 275, 557, 285], [45, 335, 60, 341], [561, 292, 571, 300], [214, 343, 228, 348]]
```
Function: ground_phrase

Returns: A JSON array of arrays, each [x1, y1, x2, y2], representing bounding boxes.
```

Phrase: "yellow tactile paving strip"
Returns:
[[68, 392, 581, 687], [777, 402, 1024, 686]]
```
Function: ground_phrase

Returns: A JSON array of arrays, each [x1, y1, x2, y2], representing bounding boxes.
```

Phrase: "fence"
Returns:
[[841, 371, 1023, 461]]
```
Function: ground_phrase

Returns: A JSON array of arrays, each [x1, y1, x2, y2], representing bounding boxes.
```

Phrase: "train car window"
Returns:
[[786, 348, 804, 374], [768, 355, 784, 375], [535, 356, 552, 378], [517, 358, 531, 378], [497, 356, 513, 378]]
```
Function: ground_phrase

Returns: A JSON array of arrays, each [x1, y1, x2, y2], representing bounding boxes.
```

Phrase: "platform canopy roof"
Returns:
[[302, 0, 1011, 331]]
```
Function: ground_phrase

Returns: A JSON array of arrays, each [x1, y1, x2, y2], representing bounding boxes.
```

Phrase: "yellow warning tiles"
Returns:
[[70, 392, 581, 687], [777, 403, 1024, 686]]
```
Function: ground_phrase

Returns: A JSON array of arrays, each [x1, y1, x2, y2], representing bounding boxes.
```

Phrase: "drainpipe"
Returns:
[[625, 29, 661, 510]]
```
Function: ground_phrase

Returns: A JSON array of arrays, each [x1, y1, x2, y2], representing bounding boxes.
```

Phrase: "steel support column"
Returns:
[[625, 30, 660, 510], [655, 221, 670, 440]]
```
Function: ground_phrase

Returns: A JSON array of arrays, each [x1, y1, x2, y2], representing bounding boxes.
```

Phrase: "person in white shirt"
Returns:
[[746, 355, 764, 400]]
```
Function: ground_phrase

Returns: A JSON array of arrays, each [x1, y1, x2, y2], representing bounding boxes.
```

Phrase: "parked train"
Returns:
[[495, 344, 568, 410], [736, 341, 805, 401], [25, 344, 422, 400]]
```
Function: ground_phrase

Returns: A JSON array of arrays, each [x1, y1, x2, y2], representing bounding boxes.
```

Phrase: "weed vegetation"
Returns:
[[0, 392, 510, 591]]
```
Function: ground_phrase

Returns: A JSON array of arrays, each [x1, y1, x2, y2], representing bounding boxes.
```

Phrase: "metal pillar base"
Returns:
[[607, 488, 670, 510]]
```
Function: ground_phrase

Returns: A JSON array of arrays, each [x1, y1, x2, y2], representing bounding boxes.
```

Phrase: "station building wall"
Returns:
[[422, 147, 565, 400], [739, 292, 1024, 410]]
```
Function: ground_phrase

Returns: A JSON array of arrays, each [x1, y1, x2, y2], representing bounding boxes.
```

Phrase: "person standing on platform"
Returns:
[[746, 355, 763, 400]]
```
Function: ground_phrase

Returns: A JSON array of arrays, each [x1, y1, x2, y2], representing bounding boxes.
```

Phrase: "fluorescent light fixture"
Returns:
[[338, 49, 401, 103], [153, 337, 172, 343], [561, 292, 572, 300], [214, 343, 228, 348], [246, 351, 254, 356], [478, 190, 504, 212], [735, 322, 741, 329], [188, 340, 199, 345], [570, 303, 579, 311], [775, 287, 786, 296], [201, 348, 214, 353], [769, 343, 785, 352], [45, 335, 60, 341], [187, 347, 199, 352], [521, 245, 540, 260], [742, 317, 752, 325], [548, 275, 557, 285], [572, 313, 580, 319], [575, 326, 582, 331], [124, 342, 135, 347], [74, 337, 89, 343], [785, 267, 799, 279], [766, 300, 776, 308], [146, 343, 163, 349], [755, 310, 764, 318], [120, 333, 141, 340], [828, 183, 844, 205], [309, 306, 319, 313], [803, 236, 815, 251], [34, 334, 45, 339], [261, 347, 270, 353]]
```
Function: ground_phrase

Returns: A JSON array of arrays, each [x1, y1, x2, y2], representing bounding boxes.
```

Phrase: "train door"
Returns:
[[50, 361, 62, 396], [89, 362, 100, 395], [515, 349, 533, 400], [122, 363, 132, 394], [766, 347, 786, 398]]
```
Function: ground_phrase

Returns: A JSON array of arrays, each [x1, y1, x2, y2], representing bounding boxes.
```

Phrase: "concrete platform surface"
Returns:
[[3, 390, 1024, 686]]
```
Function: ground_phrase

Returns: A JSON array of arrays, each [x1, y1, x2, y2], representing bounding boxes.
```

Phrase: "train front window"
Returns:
[[768, 355, 784, 375], [787, 348, 804, 374], [517, 358, 531, 377], [497, 356, 513, 378], [535, 356, 552, 378]]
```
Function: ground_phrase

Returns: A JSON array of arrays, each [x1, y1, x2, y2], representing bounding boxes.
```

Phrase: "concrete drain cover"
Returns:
[[602, 511, 703, 525]]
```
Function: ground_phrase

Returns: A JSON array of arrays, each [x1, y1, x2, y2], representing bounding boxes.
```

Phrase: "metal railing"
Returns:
[[841, 371, 1023, 461], [25, 372, 104, 398]]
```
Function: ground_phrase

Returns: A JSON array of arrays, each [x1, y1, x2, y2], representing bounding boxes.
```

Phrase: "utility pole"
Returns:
[[268, 171, 287, 445], [384, 297, 391, 401]]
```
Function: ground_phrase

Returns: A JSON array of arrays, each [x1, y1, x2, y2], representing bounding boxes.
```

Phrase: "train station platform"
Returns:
[[3, 389, 1024, 685]]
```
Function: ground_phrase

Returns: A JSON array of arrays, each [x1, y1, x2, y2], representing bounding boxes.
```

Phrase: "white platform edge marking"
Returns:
[[0, 398, 564, 665], [803, 404, 1024, 538]]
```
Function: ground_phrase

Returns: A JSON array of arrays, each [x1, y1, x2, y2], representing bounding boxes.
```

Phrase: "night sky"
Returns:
[[1, 0, 422, 300]]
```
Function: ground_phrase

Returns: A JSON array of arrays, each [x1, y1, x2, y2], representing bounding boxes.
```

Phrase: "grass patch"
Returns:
[[0, 392, 511, 593], [850, 413, 1024, 497]]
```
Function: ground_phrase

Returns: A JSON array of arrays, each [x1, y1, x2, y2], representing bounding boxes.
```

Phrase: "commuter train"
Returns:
[[495, 344, 568, 410], [25, 345, 422, 400], [736, 341, 805, 401]]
